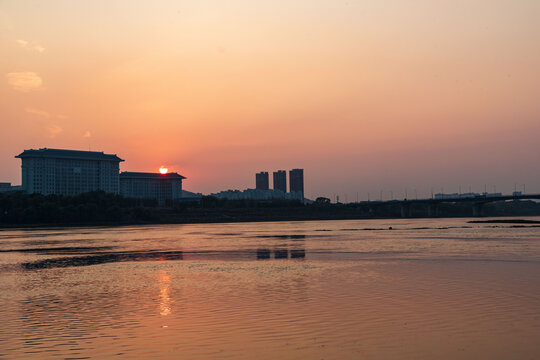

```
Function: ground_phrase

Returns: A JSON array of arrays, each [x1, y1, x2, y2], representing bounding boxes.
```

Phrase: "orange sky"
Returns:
[[1, 0, 539, 199]]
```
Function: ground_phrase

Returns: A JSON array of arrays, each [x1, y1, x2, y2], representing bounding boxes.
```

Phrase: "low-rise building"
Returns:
[[210, 188, 303, 201], [120, 172, 185, 204], [0, 182, 12, 193]]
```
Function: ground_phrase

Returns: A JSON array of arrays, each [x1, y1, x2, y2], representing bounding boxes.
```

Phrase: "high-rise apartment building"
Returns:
[[15, 148, 123, 195], [120, 172, 185, 205], [255, 171, 269, 190], [289, 168, 304, 198], [273, 170, 287, 192]]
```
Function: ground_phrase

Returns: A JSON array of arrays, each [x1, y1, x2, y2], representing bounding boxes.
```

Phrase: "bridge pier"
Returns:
[[427, 203, 438, 217], [472, 202, 485, 217], [400, 203, 412, 218]]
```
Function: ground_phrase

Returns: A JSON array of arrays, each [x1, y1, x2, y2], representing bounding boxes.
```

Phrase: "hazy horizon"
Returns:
[[1, 0, 539, 200]]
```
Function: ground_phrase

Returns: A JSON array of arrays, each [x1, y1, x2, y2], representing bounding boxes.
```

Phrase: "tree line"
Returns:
[[1, 191, 538, 227]]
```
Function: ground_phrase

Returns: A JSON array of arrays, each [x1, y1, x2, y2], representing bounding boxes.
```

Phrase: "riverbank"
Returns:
[[468, 219, 540, 224], [2, 191, 540, 228]]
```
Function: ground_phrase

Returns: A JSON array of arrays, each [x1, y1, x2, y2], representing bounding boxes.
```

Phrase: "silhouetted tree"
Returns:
[[315, 197, 331, 205]]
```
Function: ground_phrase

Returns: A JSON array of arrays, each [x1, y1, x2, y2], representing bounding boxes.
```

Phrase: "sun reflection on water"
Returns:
[[159, 272, 171, 317]]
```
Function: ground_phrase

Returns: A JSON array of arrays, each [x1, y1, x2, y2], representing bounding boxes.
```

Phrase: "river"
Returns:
[[1, 217, 539, 359]]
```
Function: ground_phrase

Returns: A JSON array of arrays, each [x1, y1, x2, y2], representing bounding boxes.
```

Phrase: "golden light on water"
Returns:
[[159, 272, 171, 317]]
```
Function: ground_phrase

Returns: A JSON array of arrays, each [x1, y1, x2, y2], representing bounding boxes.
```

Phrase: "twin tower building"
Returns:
[[256, 169, 304, 198]]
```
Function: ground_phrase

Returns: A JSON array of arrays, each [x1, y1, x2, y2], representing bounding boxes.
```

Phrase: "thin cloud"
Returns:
[[24, 108, 65, 138], [83, 131, 92, 138], [25, 107, 50, 118], [6, 72, 43, 92], [16, 39, 45, 53], [47, 124, 63, 138], [25, 107, 67, 119]]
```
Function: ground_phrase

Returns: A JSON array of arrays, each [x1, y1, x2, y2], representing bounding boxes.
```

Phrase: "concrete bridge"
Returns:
[[358, 194, 540, 217]]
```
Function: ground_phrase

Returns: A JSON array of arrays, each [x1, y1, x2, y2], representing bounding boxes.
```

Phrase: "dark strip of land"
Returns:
[[468, 219, 540, 224], [1, 191, 540, 228]]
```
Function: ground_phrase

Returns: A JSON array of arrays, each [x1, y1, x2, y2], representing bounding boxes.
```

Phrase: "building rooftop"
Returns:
[[120, 171, 186, 180], [15, 148, 124, 162]]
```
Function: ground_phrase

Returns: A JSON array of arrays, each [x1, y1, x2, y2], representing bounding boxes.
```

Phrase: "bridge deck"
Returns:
[[358, 194, 540, 206]]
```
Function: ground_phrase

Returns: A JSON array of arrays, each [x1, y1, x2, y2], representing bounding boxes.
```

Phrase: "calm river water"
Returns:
[[1, 217, 539, 359]]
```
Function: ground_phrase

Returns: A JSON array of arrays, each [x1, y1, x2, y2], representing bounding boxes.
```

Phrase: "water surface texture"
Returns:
[[1, 218, 539, 359]]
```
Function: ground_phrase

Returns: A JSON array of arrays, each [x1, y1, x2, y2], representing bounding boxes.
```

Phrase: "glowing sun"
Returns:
[[159, 167, 168, 174]]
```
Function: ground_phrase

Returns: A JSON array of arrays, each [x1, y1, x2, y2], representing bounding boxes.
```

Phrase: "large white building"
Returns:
[[15, 148, 124, 195], [120, 172, 185, 204]]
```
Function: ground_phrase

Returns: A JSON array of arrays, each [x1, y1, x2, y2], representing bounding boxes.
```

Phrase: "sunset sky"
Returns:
[[1, 0, 539, 199]]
